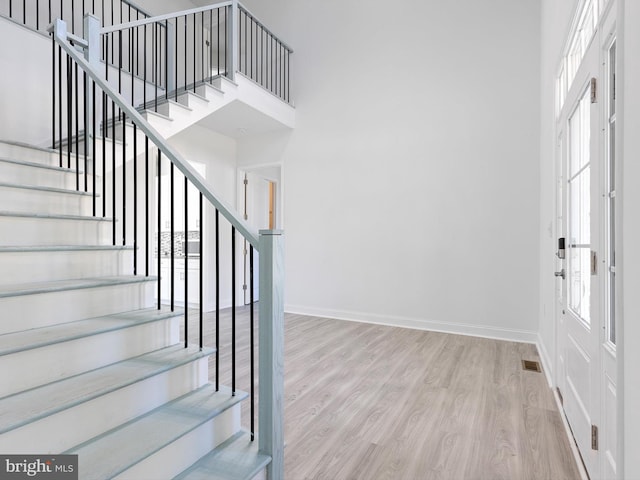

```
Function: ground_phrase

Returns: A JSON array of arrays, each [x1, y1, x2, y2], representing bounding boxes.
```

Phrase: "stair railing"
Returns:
[[1, 0, 153, 39], [96, 0, 293, 115], [50, 15, 284, 480]]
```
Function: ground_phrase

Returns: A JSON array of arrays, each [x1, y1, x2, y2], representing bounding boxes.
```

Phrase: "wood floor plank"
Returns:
[[181, 310, 581, 479]]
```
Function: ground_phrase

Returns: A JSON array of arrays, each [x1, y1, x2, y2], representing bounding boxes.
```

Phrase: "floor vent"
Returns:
[[522, 359, 542, 372]]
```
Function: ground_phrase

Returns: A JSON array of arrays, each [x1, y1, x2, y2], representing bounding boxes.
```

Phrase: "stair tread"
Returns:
[[0, 342, 212, 433], [0, 156, 88, 174], [0, 181, 96, 197], [67, 384, 247, 480], [0, 210, 112, 221], [0, 306, 182, 356], [0, 275, 156, 299], [0, 245, 132, 253], [175, 431, 270, 480]]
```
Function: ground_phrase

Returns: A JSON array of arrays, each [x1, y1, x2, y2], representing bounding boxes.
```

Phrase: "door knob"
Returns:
[[555, 269, 565, 279]]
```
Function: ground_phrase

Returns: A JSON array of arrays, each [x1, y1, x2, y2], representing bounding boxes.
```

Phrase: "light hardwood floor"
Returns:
[[183, 307, 581, 479]]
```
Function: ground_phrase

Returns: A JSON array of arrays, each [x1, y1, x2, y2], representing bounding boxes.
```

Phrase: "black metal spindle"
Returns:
[[201, 12, 204, 84], [199, 192, 203, 350], [52, 36, 55, 149], [49, 0, 51, 23], [92, 81, 96, 214], [83, 71, 88, 192], [175, 17, 178, 100], [81, 0, 84, 35], [75, 63, 79, 190], [36, 0, 39, 30], [192, 13, 196, 92], [244, 11, 247, 74], [210, 9, 213, 81], [122, 112, 126, 245], [23, 0, 26, 25], [58, 46, 62, 167], [224, 6, 227, 76], [157, 150, 162, 309], [250, 15, 253, 80], [184, 15, 187, 92], [165, 20, 168, 100], [217, 9, 220, 76], [170, 162, 175, 311], [9, 0, 12, 19], [102, 90, 106, 217], [145, 137, 149, 276], [231, 225, 236, 396], [67, 57, 71, 169], [133, 123, 137, 274], [154, 23, 158, 111], [71, 0, 74, 33], [215, 209, 220, 391], [250, 244, 255, 440], [143, 24, 146, 109], [130, 27, 134, 108], [239, 9, 242, 74], [111, 99, 116, 245], [184, 175, 188, 347], [110, 1, 114, 64]]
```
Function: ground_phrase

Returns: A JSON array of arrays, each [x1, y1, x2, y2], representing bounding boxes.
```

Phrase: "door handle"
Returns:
[[555, 269, 565, 279]]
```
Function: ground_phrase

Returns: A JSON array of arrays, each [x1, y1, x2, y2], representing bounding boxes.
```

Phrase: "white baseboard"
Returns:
[[536, 333, 555, 387], [285, 305, 538, 344]]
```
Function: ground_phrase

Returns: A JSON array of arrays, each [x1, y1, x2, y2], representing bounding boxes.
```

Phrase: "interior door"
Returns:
[[557, 40, 601, 477]]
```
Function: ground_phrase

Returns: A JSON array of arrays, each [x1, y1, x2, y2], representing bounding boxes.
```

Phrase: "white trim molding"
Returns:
[[285, 305, 538, 344]]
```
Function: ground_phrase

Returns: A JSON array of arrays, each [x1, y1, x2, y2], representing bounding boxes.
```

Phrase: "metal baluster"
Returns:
[[75, 62, 79, 190], [193, 13, 196, 92], [58, 46, 62, 166], [52, 37, 55, 149], [154, 23, 158, 111], [143, 24, 146, 109], [36, 0, 39, 30], [175, 17, 178, 100], [71, 0, 74, 33], [157, 150, 162, 309], [184, 175, 188, 347], [145, 137, 149, 277], [250, 245, 255, 440], [215, 208, 220, 391], [67, 56, 71, 169], [217, 8, 220, 76], [199, 192, 203, 350], [224, 6, 227, 76], [111, 98, 116, 245], [122, 112, 126, 246], [92, 81, 96, 214], [133, 122, 137, 274], [165, 20, 168, 99], [102, 90, 106, 217], [231, 225, 236, 396], [201, 12, 204, 84], [170, 162, 175, 311], [84, 71, 88, 192]]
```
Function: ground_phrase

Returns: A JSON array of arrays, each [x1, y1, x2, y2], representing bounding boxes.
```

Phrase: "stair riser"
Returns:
[[0, 316, 180, 397], [0, 186, 94, 216], [113, 405, 241, 480], [0, 216, 112, 246], [0, 356, 208, 454], [0, 161, 94, 191], [0, 281, 155, 334], [0, 249, 133, 286]]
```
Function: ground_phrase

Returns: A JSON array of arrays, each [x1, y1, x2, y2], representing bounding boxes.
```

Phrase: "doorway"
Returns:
[[554, 3, 618, 478]]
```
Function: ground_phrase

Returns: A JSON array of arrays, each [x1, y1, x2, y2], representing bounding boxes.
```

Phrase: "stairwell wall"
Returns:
[[239, 0, 542, 341]]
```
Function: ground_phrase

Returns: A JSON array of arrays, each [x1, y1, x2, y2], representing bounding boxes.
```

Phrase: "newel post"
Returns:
[[227, 0, 238, 81], [258, 229, 284, 480]]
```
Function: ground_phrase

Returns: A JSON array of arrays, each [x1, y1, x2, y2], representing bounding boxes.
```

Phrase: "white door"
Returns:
[[557, 39, 601, 477]]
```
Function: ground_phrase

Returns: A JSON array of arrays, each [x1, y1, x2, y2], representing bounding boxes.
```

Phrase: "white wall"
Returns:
[[240, 0, 542, 341]]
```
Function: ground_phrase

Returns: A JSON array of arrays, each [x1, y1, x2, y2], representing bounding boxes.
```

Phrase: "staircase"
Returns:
[[0, 140, 269, 479]]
